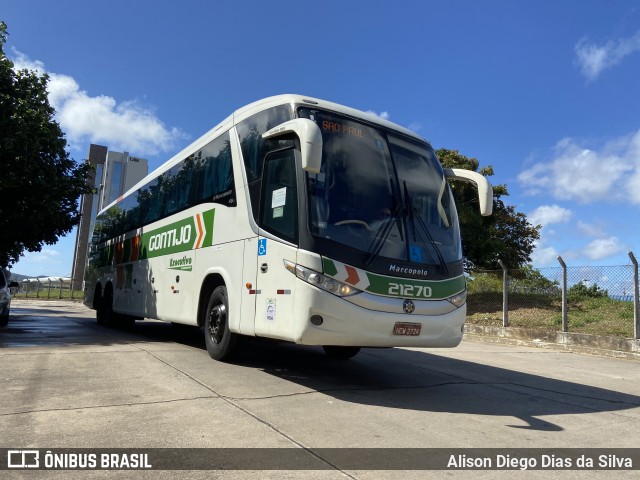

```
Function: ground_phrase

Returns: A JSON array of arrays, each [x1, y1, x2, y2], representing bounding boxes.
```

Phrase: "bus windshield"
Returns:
[[301, 109, 461, 272]]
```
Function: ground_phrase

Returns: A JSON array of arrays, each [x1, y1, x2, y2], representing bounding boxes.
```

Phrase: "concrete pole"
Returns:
[[497, 259, 509, 327], [557, 256, 568, 332], [628, 251, 639, 339]]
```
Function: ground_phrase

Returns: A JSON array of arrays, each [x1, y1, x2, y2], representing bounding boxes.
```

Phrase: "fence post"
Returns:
[[629, 251, 639, 340], [497, 259, 509, 327], [557, 256, 568, 332], [59, 278, 63, 299]]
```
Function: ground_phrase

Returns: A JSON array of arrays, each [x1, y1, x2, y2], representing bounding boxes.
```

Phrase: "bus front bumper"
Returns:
[[292, 283, 466, 348]]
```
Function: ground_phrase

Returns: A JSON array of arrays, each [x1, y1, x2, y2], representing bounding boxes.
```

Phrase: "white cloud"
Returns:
[[17, 249, 63, 270], [582, 237, 624, 261], [11, 50, 185, 156], [31, 249, 61, 261], [367, 110, 390, 120], [531, 243, 559, 266], [366, 111, 426, 134], [577, 221, 605, 238], [518, 131, 640, 205], [528, 204, 572, 227], [575, 31, 640, 81], [407, 121, 423, 133]]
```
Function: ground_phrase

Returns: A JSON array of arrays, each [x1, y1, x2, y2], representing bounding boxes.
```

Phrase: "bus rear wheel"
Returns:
[[97, 287, 113, 326], [204, 286, 238, 361], [322, 346, 361, 360]]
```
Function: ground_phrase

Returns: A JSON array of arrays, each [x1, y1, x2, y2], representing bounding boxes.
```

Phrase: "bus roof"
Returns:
[[100, 94, 429, 213], [232, 94, 426, 143]]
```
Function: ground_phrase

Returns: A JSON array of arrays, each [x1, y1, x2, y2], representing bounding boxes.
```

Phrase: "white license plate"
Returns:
[[393, 322, 422, 336]]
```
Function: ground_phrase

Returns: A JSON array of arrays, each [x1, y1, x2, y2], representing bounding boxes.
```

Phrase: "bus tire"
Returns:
[[204, 286, 238, 361], [322, 346, 361, 360], [97, 286, 113, 326]]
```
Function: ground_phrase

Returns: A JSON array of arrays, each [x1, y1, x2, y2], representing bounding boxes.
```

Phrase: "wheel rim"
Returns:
[[208, 303, 226, 345]]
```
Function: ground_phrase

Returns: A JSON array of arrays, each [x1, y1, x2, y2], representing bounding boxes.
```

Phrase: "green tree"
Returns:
[[509, 265, 560, 295], [0, 21, 93, 268], [568, 281, 608, 301], [437, 148, 540, 269]]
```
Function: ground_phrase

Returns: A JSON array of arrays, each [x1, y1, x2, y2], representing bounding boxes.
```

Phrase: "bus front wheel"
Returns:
[[204, 286, 238, 361]]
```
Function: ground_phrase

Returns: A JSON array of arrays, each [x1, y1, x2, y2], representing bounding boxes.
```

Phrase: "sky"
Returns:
[[3, 0, 640, 277]]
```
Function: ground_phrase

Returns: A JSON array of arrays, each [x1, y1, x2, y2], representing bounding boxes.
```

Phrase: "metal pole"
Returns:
[[497, 259, 509, 327], [557, 256, 568, 332], [59, 278, 63, 299], [629, 251, 639, 339]]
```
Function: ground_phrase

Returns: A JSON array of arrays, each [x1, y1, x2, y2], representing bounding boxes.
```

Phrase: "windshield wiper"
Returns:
[[364, 202, 404, 267], [403, 181, 449, 274]]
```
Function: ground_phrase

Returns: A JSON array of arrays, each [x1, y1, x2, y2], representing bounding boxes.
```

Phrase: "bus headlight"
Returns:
[[446, 290, 467, 308], [284, 260, 361, 297]]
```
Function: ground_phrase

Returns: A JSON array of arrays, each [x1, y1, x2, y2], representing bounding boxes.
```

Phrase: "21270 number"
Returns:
[[388, 283, 432, 298]]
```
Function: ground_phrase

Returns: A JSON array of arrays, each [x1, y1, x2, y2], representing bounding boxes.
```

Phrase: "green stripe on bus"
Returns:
[[322, 257, 465, 300], [364, 272, 465, 299], [201, 208, 216, 248], [323, 258, 338, 277]]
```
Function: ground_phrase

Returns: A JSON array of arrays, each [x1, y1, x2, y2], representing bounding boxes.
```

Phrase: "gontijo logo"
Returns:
[[148, 225, 192, 252], [140, 209, 215, 260]]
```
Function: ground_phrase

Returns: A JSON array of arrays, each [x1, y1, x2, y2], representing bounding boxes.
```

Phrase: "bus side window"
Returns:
[[202, 133, 235, 204], [259, 148, 298, 244], [237, 106, 293, 222]]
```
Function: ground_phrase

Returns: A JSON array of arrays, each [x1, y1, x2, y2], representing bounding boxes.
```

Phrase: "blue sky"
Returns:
[[3, 0, 640, 277]]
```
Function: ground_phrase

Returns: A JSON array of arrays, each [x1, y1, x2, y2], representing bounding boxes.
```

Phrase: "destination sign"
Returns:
[[322, 120, 364, 138]]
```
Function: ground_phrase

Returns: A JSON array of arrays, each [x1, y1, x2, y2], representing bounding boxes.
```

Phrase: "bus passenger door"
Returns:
[[253, 148, 299, 340]]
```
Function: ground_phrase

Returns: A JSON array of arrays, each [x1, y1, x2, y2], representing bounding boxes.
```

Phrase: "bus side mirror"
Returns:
[[262, 119, 323, 173], [444, 168, 494, 216]]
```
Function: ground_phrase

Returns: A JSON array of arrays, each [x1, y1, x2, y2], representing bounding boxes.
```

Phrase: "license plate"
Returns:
[[393, 322, 422, 336]]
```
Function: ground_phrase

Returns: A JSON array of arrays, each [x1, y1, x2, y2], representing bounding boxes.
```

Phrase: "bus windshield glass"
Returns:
[[301, 109, 461, 270]]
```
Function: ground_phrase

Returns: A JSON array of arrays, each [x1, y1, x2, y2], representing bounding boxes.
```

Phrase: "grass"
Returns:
[[466, 291, 636, 338], [14, 289, 84, 301]]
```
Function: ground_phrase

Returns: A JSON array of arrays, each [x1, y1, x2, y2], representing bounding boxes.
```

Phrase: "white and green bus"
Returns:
[[84, 94, 492, 360]]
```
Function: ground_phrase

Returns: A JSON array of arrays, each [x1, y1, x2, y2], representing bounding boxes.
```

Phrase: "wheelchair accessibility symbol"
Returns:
[[258, 238, 267, 256]]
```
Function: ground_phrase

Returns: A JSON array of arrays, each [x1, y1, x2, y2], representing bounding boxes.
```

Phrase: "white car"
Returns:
[[0, 270, 19, 327]]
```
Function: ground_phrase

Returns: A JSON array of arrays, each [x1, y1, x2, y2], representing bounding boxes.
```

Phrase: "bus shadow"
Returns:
[[2, 305, 206, 349], [228, 340, 640, 432], [4, 306, 639, 434], [83, 321, 640, 433]]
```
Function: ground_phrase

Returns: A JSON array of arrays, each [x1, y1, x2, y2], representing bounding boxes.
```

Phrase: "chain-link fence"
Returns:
[[467, 254, 640, 339], [10, 256, 640, 339], [12, 277, 84, 301]]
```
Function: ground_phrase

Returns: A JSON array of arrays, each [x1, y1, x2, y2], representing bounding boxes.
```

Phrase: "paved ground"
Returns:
[[1, 299, 639, 479]]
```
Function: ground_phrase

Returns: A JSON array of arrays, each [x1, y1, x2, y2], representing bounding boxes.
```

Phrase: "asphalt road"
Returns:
[[1, 299, 639, 479]]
